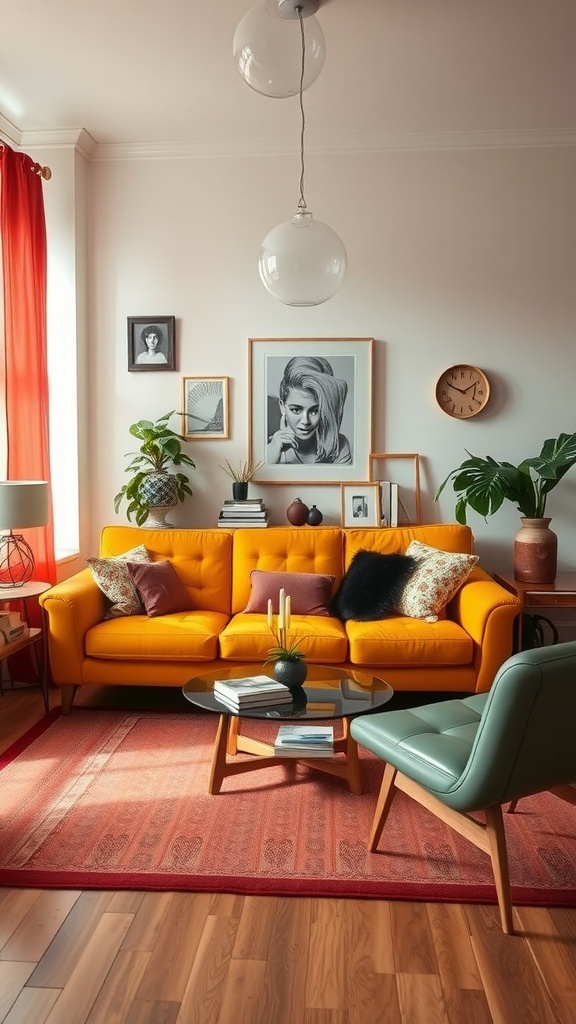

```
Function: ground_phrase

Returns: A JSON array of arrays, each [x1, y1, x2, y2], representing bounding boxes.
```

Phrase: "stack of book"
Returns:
[[213, 675, 293, 710], [218, 498, 269, 528], [379, 481, 399, 527], [0, 612, 28, 646], [274, 725, 334, 758]]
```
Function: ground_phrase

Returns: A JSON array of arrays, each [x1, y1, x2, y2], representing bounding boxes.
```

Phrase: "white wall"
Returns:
[[80, 140, 575, 581]]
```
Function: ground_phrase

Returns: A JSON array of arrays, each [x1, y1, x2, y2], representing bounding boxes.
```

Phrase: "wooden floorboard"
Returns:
[[1, 685, 575, 1023]]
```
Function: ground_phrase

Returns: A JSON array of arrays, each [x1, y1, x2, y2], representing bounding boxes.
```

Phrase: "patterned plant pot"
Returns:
[[139, 472, 179, 508], [273, 659, 308, 690]]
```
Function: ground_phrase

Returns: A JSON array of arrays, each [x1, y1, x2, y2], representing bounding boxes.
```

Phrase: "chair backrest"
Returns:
[[448, 640, 576, 810]]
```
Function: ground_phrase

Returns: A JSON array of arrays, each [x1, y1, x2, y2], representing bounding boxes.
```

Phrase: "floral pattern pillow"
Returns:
[[396, 540, 479, 622], [87, 545, 152, 618]]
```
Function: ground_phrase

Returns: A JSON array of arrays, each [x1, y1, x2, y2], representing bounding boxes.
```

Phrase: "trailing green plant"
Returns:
[[219, 458, 265, 483], [435, 432, 576, 525], [114, 411, 196, 526]]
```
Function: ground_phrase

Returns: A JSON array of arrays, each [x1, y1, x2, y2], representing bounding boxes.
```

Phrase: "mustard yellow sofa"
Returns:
[[39, 523, 521, 713]]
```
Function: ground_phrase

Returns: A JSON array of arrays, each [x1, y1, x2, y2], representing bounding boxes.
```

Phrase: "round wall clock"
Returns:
[[435, 364, 490, 419]]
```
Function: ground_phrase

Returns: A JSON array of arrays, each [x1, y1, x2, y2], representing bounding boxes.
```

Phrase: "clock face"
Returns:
[[435, 364, 490, 419]]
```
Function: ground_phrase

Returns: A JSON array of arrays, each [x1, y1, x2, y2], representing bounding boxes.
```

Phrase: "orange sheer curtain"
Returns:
[[1, 143, 55, 586]]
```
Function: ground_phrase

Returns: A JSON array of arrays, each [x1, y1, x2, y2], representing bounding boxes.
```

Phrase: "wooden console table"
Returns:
[[493, 573, 576, 652]]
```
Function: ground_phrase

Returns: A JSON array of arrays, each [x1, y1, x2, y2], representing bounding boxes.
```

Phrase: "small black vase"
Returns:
[[273, 659, 308, 690], [232, 481, 248, 501]]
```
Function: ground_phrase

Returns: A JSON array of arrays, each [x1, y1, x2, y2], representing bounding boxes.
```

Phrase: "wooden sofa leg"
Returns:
[[485, 805, 514, 935], [369, 762, 398, 852], [60, 685, 77, 715]]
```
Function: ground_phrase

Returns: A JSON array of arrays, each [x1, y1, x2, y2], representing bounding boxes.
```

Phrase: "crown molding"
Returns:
[[11, 126, 576, 162]]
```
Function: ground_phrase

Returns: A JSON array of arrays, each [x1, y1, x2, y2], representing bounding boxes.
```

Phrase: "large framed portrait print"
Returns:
[[249, 338, 373, 483]]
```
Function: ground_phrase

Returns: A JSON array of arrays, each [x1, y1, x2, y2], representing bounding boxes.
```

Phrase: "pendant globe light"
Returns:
[[233, 0, 325, 99], [258, 6, 347, 306]]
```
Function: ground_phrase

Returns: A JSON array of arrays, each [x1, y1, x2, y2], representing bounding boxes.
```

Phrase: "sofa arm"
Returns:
[[449, 567, 522, 693], [39, 569, 106, 685]]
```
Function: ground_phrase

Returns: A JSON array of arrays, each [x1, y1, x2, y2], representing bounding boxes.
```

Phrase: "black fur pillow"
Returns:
[[330, 550, 416, 621]]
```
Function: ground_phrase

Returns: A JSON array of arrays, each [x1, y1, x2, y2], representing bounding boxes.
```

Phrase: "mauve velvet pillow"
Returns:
[[243, 569, 335, 617], [126, 560, 192, 617]]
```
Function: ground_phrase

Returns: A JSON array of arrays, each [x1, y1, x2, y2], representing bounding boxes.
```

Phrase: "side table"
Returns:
[[493, 573, 576, 652], [0, 580, 51, 713]]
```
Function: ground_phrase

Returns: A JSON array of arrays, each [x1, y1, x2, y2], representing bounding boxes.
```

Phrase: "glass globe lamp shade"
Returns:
[[233, 1, 325, 98], [259, 210, 347, 306]]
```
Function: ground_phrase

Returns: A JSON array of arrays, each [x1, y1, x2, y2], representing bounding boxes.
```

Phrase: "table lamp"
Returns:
[[0, 481, 48, 587]]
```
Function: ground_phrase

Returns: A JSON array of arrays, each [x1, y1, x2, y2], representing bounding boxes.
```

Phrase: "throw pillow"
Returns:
[[397, 540, 479, 622], [243, 569, 336, 617], [126, 560, 192, 617], [87, 544, 151, 619], [330, 550, 416, 621]]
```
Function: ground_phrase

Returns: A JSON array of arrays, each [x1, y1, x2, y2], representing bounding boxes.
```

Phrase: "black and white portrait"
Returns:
[[128, 316, 175, 372], [249, 338, 373, 484], [341, 483, 380, 527]]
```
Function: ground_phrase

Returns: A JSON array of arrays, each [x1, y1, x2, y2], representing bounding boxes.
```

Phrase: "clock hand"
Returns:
[[447, 383, 468, 395]]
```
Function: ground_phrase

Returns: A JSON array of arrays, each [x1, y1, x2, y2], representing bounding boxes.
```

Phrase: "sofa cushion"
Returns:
[[330, 550, 416, 621], [345, 616, 474, 668], [87, 544, 151, 618], [219, 613, 348, 664], [85, 610, 229, 661], [243, 569, 335, 617], [127, 560, 192, 617], [397, 541, 479, 623]]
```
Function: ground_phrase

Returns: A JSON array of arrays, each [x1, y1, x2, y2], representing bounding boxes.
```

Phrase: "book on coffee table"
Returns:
[[274, 725, 334, 758], [214, 676, 293, 708]]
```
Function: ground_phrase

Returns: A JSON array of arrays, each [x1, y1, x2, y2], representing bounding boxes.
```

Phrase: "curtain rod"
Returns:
[[0, 142, 51, 180]]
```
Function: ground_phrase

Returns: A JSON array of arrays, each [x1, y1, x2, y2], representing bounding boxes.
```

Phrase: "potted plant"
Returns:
[[219, 458, 264, 500], [435, 431, 576, 583], [114, 411, 196, 527], [264, 592, 307, 690]]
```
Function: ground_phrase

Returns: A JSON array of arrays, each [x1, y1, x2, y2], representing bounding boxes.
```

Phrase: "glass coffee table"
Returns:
[[183, 663, 393, 795]]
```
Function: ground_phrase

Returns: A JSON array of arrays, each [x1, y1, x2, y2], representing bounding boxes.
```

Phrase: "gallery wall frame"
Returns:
[[341, 482, 381, 528], [127, 316, 175, 371], [181, 376, 229, 439], [369, 452, 422, 524], [249, 337, 373, 484]]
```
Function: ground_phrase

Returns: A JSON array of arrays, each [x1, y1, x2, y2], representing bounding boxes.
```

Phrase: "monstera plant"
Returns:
[[114, 412, 195, 527], [435, 432, 576, 524]]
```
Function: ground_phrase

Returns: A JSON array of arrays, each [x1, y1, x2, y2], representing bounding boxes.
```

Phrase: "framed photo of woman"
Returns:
[[128, 316, 175, 371], [341, 483, 381, 528], [249, 337, 373, 483], [181, 376, 229, 439]]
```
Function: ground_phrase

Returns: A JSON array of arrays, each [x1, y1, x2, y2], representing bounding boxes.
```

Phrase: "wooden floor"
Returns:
[[1, 684, 576, 1024]]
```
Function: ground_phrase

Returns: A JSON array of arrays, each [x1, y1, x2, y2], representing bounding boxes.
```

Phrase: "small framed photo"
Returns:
[[128, 316, 175, 371], [341, 482, 381, 528], [182, 376, 229, 439]]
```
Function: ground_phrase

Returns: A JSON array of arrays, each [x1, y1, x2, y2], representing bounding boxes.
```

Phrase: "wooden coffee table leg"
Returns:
[[227, 715, 239, 755], [342, 719, 362, 795], [209, 714, 230, 795]]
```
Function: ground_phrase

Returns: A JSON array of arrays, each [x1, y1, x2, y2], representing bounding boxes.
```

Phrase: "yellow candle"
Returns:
[[267, 598, 273, 631], [285, 595, 291, 630], [278, 588, 285, 628]]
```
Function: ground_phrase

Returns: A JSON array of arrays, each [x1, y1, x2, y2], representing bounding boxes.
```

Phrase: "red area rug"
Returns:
[[1, 708, 575, 906]]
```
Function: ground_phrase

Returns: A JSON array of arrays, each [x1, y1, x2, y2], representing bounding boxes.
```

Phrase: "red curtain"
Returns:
[[1, 143, 55, 586]]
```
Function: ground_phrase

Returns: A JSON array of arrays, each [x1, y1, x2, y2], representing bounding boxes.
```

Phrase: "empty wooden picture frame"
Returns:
[[341, 482, 381, 528], [181, 376, 229, 439], [369, 453, 422, 525]]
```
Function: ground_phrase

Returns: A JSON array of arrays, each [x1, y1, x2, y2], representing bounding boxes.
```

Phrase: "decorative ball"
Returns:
[[306, 505, 323, 526], [286, 498, 309, 526]]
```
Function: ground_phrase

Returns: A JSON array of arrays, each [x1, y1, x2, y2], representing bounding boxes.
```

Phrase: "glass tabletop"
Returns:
[[182, 663, 393, 722]]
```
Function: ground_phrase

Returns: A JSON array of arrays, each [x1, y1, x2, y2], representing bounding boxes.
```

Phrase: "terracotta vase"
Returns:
[[286, 498, 309, 526], [513, 518, 558, 584]]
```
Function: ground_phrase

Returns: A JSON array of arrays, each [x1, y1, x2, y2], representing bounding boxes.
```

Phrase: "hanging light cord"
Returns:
[[296, 7, 308, 214]]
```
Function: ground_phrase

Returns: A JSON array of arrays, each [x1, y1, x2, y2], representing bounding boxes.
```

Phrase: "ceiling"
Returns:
[[1, 0, 575, 153]]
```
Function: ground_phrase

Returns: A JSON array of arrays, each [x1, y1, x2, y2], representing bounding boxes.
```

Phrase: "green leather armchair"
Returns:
[[350, 641, 576, 934]]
